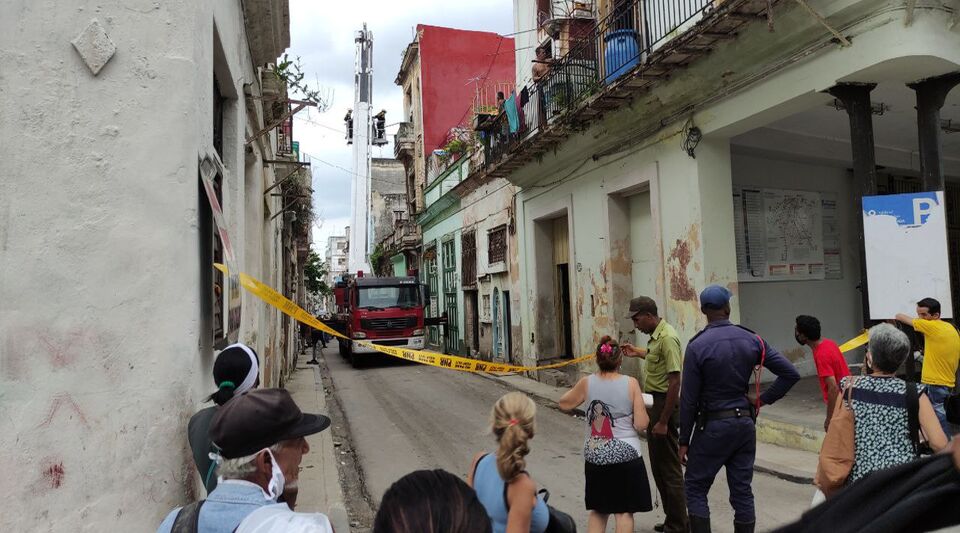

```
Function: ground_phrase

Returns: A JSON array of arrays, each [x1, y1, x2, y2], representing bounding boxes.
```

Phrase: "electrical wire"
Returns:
[[294, 115, 347, 135], [302, 152, 404, 185]]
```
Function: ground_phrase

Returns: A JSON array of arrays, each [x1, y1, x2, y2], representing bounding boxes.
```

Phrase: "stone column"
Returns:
[[827, 83, 878, 335], [907, 72, 960, 192]]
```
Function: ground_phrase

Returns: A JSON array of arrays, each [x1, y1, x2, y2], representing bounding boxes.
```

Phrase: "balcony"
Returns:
[[380, 218, 420, 255], [424, 155, 471, 210], [394, 121, 416, 160], [481, 0, 778, 179], [277, 109, 294, 157]]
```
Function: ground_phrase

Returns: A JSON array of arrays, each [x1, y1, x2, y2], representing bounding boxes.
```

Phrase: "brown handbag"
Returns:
[[814, 378, 857, 497]]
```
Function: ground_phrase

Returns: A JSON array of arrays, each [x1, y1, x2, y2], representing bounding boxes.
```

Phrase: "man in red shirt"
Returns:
[[795, 315, 851, 431]]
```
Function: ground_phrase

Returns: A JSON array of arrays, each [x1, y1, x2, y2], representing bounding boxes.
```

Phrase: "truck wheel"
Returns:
[[350, 352, 364, 369], [338, 339, 349, 358]]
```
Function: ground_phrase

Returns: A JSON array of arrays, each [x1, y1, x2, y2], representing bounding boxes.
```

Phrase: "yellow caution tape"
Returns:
[[215, 264, 594, 373], [838, 330, 869, 353]]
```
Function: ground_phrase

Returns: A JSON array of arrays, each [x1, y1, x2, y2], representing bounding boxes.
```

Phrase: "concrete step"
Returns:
[[757, 414, 824, 454]]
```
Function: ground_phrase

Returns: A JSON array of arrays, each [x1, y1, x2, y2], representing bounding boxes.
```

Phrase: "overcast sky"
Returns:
[[289, 0, 514, 257]]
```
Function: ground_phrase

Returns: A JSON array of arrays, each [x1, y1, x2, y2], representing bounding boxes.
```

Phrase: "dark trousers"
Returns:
[[647, 393, 689, 533], [685, 416, 756, 524]]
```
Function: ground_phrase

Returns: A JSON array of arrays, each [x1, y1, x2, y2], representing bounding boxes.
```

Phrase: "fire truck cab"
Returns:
[[332, 274, 430, 367]]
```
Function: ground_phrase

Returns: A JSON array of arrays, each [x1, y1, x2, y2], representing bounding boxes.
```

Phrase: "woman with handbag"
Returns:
[[559, 337, 652, 533], [816, 324, 948, 497], [469, 392, 568, 533]]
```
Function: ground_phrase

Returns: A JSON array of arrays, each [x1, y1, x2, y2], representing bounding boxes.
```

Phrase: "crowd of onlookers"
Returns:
[[158, 290, 960, 533]]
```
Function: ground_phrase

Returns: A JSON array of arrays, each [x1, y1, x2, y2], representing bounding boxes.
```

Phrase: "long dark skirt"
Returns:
[[585, 458, 653, 514]]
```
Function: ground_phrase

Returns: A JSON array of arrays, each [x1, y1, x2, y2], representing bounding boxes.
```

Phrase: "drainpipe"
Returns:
[[907, 72, 960, 192], [826, 83, 878, 344]]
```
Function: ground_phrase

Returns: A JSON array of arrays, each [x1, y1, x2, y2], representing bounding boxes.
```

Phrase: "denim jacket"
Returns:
[[157, 480, 275, 533]]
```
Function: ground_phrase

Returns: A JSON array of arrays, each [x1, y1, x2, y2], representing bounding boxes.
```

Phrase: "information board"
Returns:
[[863, 191, 953, 319], [734, 187, 833, 282]]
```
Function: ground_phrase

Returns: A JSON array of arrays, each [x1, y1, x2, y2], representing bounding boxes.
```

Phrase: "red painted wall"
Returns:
[[418, 25, 515, 154]]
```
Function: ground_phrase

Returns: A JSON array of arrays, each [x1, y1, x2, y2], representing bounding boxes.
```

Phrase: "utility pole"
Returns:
[[348, 23, 374, 274]]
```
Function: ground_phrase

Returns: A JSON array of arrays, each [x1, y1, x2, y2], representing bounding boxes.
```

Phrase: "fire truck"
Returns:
[[331, 272, 442, 368]]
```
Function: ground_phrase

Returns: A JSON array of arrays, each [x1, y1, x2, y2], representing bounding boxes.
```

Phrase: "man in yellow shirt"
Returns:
[[896, 297, 960, 437]]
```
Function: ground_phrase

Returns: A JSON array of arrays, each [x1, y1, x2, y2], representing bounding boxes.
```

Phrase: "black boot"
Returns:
[[689, 515, 711, 533], [733, 521, 755, 533]]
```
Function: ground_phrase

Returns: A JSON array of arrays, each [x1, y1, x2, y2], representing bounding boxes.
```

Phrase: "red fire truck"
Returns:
[[332, 272, 440, 368]]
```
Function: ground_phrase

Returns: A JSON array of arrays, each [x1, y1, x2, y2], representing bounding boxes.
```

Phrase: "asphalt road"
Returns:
[[322, 348, 811, 532]]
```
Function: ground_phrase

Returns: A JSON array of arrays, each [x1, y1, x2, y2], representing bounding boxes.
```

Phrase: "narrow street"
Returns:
[[318, 349, 812, 532]]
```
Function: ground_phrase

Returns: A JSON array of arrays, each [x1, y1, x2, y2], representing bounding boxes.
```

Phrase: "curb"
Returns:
[[286, 358, 354, 533], [474, 371, 815, 485]]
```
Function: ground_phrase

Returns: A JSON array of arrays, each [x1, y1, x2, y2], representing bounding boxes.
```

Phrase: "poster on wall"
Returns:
[[734, 187, 827, 282], [863, 191, 953, 319], [822, 193, 842, 280], [200, 155, 242, 344]]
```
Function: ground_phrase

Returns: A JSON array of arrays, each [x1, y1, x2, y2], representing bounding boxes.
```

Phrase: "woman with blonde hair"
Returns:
[[469, 392, 550, 533], [559, 336, 652, 533]]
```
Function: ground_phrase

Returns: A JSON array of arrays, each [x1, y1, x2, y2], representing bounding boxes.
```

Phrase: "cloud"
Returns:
[[288, 0, 513, 255]]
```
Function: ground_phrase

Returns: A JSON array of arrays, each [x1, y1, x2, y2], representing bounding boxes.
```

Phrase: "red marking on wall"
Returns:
[[37, 393, 90, 429], [42, 460, 65, 489], [38, 332, 76, 368]]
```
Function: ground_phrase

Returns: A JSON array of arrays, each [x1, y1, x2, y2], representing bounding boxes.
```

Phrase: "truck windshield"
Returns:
[[357, 286, 421, 310]]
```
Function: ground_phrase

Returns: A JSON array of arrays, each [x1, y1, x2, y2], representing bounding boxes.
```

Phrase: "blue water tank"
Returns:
[[604, 29, 639, 84]]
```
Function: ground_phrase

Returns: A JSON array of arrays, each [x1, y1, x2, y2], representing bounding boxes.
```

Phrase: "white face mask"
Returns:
[[264, 448, 285, 501]]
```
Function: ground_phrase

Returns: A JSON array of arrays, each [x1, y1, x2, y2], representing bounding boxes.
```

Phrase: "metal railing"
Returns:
[[277, 111, 294, 156], [481, 0, 716, 169]]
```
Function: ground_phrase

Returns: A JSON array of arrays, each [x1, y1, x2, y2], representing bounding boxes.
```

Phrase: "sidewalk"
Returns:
[[286, 357, 352, 533], [756, 376, 827, 454], [476, 371, 819, 484]]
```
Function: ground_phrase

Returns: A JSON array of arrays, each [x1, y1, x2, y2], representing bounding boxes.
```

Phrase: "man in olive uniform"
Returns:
[[623, 296, 689, 533]]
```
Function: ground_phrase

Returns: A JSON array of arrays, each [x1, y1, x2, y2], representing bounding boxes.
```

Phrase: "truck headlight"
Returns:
[[413, 328, 424, 335], [352, 332, 367, 339]]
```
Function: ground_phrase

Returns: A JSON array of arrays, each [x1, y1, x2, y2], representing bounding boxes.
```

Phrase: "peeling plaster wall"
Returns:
[[732, 150, 864, 376], [371, 158, 407, 249], [517, 138, 737, 369], [0, 1, 287, 530], [461, 179, 518, 361]]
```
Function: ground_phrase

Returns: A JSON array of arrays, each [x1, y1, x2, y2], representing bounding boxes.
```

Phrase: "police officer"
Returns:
[[679, 285, 800, 533]]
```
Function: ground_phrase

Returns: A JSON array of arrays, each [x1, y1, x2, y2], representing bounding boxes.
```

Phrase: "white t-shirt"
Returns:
[[235, 503, 334, 533]]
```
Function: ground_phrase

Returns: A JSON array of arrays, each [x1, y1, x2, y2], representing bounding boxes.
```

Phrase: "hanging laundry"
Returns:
[[505, 92, 519, 133]]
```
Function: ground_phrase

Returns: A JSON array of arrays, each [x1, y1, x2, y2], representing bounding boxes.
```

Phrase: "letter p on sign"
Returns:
[[913, 197, 936, 226]]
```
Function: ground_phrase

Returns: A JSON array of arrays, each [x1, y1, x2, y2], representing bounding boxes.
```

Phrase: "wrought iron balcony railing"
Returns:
[[480, 0, 721, 173]]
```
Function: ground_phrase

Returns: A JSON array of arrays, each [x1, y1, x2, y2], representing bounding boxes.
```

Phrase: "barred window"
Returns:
[[488, 226, 507, 265]]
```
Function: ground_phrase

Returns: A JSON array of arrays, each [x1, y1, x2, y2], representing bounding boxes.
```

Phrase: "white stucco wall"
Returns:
[[0, 1, 288, 530], [514, 133, 738, 370], [731, 150, 864, 376]]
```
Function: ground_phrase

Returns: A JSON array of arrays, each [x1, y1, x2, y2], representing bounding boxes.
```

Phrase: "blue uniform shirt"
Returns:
[[679, 320, 800, 445]]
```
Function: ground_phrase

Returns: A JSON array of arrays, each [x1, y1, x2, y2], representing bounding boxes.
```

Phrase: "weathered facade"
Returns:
[[370, 158, 408, 275], [393, 25, 522, 360], [0, 0, 306, 529], [492, 0, 960, 382], [326, 234, 349, 284]]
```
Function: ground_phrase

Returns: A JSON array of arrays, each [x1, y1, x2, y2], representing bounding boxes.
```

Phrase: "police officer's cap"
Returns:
[[700, 285, 732, 309]]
